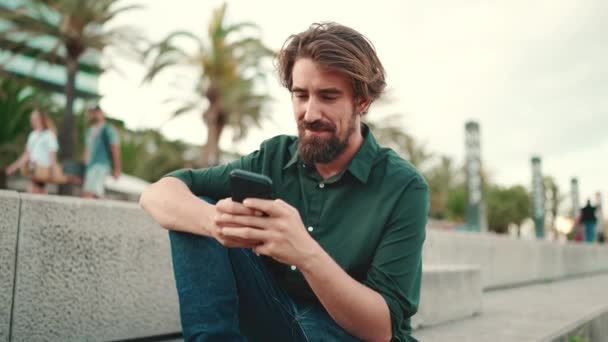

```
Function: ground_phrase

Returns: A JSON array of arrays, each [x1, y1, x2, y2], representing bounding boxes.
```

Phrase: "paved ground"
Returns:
[[413, 273, 608, 341]]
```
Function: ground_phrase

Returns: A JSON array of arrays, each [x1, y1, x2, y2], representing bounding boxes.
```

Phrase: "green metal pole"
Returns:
[[531, 156, 545, 238], [571, 178, 580, 219], [465, 121, 485, 232]]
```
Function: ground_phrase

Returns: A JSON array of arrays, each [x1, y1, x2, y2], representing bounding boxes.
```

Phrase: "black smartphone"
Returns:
[[230, 169, 273, 203]]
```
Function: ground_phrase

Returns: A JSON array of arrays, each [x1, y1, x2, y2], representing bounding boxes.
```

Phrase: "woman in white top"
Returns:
[[5, 109, 60, 194]]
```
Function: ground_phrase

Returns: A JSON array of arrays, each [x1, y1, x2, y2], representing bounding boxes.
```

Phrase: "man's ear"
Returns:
[[356, 97, 371, 115]]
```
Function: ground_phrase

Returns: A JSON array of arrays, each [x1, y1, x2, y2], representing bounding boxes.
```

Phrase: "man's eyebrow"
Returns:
[[290, 87, 343, 95], [318, 88, 343, 95]]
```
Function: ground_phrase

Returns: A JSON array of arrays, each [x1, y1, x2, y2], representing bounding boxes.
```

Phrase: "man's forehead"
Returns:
[[291, 59, 351, 92]]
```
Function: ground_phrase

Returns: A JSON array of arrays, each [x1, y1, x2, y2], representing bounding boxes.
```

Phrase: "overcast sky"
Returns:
[[98, 0, 608, 216]]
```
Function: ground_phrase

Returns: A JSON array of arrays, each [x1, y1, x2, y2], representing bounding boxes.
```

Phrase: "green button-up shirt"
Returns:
[[166, 125, 428, 341]]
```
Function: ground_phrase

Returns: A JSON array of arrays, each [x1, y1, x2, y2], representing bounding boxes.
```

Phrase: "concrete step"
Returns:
[[423, 228, 608, 290], [413, 273, 608, 341], [413, 265, 482, 329]]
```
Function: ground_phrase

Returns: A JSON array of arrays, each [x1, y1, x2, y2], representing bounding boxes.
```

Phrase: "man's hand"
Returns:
[[112, 168, 121, 180], [213, 198, 265, 249], [5, 165, 16, 176], [215, 198, 321, 267], [216, 197, 393, 341]]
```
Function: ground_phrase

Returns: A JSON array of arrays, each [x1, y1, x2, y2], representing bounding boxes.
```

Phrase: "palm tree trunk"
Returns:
[[202, 118, 224, 168], [0, 170, 7, 190], [201, 92, 225, 167], [60, 57, 78, 161], [211, 121, 224, 166], [201, 144, 210, 168], [58, 57, 78, 195]]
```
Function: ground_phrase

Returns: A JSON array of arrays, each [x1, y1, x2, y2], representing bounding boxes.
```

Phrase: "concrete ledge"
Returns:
[[543, 307, 608, 342], [10, 194, 180, 341], [0, 190, 20, 342], [413, 273, 608, 341], [4, 191, 608, 341], [424, 228, 608, 289], [413, 265, 482, 329]]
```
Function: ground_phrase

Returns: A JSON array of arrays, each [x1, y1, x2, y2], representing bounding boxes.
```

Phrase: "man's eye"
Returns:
[[295, 94, 308, 99], [323, 96, 337, 101]]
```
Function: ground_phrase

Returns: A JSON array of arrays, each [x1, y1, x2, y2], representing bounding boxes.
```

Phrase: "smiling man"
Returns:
[[140, 22, 428, 342]]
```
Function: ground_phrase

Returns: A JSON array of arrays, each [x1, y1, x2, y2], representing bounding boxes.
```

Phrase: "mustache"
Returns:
[[298, 120, 336, 132]]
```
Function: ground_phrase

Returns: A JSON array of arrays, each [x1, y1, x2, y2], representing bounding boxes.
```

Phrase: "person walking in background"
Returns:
[[81, 104, 121, 198], [4, 109, 61, 194], [580, 199, 598, 243]]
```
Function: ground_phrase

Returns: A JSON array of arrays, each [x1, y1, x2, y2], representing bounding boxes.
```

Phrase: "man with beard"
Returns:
[[140, 22, 428, 342]]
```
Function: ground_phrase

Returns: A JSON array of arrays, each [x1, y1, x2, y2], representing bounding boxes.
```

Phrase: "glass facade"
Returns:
[[0, 0, 100, 99]]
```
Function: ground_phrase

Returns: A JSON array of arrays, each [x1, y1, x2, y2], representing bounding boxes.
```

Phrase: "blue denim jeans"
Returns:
[[168, 198, 360, 342], [584, 221, 597, 243]]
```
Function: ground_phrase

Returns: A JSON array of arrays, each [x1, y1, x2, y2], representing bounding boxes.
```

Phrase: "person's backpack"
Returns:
[[100, 124, 114, 168]]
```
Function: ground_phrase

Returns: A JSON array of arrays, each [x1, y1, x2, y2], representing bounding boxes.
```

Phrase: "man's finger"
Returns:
[[215, 227, 261, 247], [253, 243, 272, 257], [218, 237, 260, 249], [242, 198, 286, 217], [216, 213, 268, 230], [221, 227, 270, 241], [216, 198, 260, 216]]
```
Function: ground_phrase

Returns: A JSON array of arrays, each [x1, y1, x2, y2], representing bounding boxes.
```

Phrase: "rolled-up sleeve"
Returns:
[[364, 178, 429, 341], [163, 147, 263, 200]]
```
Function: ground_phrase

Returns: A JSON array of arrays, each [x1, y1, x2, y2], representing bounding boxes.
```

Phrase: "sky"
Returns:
[[98, 0, 608, 216]]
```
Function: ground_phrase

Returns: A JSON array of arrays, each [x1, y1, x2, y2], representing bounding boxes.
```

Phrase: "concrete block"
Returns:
[[0, 190, 20, 342], [423, 228, 608, 289], [10, 195, 180, 341], [414, 273, 608, 341], [545, 308, 608, 342], [413, 265, 482, 329]]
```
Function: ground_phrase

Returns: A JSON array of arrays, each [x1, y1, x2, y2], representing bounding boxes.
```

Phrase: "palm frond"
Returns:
[[100, 3, 143, 24], [141, 30, 201, 83]]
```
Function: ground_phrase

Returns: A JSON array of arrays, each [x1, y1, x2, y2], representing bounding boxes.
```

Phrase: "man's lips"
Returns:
[[306, 128, 332, 134]]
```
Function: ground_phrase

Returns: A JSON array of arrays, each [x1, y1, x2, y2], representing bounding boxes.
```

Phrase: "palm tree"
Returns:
[[426, 156, 458, 218], [365, 114, 433, 169], [121, 129, 188, 182], [0, 0, 141, 161], [543, 175, 562, 234], [143, 3, 274, 167]]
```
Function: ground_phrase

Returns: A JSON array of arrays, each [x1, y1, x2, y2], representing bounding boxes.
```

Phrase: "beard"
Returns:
[[297, 110, 358, 165]]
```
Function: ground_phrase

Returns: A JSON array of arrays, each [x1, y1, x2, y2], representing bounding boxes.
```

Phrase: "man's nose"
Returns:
[[303, 98, 322, 122]]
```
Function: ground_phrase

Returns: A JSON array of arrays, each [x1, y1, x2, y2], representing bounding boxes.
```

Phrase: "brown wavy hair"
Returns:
[[276, 22, 386, 113]]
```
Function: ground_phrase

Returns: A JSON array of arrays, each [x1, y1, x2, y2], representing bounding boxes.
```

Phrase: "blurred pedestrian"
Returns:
[[81, 104, 121, 198], [580, 199, 598, 243], [4, 109, 64, 194]]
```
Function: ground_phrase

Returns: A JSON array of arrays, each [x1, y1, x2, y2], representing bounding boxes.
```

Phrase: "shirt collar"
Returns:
[[283, 123, 380, 184], [346, 124, 379, 184], [283, 140, 300, 170]]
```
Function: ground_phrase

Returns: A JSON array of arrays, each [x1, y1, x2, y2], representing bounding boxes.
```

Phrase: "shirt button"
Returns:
[[307, 226, 314, 232], [319, 183, 325, 189], [290, 265, 297, 271]]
